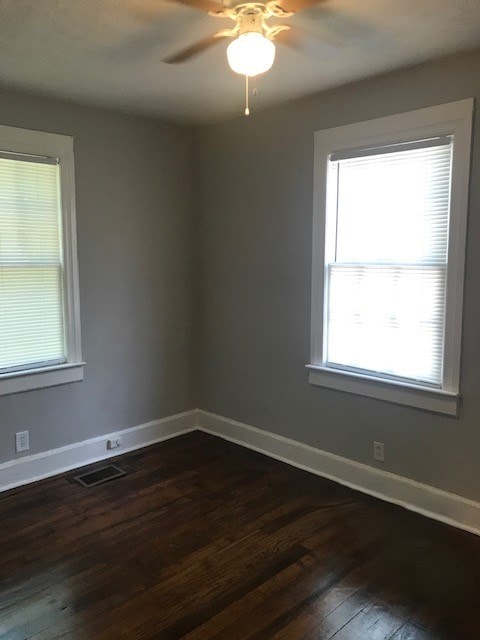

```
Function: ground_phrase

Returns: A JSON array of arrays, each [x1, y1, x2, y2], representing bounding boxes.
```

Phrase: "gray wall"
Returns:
[[2, 49, 480, 500], [195, 48, 480, 501], [0, 89, 195, 463]]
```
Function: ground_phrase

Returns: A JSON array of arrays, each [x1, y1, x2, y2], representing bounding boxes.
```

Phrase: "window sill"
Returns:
[[306, 365, 459, 416], [0, 362, 85, 396]]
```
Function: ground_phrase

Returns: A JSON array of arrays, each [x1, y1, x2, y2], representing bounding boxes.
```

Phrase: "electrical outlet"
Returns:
[[15, 430, 30, 454], [374, 441, 385, 462], [107, 438, 122, 450]]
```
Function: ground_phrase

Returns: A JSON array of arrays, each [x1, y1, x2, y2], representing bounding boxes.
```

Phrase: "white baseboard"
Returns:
[[0, 410, 197, 493], [197, 409, 480, 537], [4, 407, 480, 537]]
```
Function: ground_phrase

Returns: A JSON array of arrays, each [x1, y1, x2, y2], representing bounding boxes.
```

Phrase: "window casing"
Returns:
[[308, 100, 473, 416], [0, 125, 83, 395]]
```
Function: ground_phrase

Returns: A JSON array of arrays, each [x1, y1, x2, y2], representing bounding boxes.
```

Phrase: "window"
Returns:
[[0, 125, 83, 395], [309, 100, 473, 415]]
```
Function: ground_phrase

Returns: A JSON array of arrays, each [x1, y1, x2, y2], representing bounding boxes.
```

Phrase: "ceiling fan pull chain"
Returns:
[[245, 75, 250, 116]]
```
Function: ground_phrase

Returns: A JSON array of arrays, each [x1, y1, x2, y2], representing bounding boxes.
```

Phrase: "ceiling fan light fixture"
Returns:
[[227, 32, 276, 77]]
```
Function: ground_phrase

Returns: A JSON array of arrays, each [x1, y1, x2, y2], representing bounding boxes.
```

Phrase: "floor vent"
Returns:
[[73, 464, 126, 488]]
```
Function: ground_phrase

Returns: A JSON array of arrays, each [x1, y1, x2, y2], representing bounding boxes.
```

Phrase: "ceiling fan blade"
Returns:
[[272, 0, 327, 13], [163, 33, 227, 63], [163, 0, 225, 13], [282, 24, 346, 49], [273, 28, 302, 50], [274, 24, 344, 52]]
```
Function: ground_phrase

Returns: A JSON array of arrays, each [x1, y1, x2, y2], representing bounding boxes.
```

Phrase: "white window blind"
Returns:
[[325, 137, 453, 386], [0, 153, 65, 373]]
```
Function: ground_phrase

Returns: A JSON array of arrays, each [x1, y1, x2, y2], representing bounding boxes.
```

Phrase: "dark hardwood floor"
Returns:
[[1, 431, 480, 639]]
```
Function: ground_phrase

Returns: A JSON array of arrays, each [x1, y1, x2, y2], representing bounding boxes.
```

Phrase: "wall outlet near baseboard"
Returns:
[[107, 438, 122, 450], [374, 441, 385, 462], [15, 430, 30, 454]]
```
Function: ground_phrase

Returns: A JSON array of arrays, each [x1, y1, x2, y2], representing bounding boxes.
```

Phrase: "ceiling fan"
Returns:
[[159, 0, 327, 115]]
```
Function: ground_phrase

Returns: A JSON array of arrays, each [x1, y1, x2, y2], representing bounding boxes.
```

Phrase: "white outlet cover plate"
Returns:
[[15, 430, 30, 453], [374, 441, 385, 462]]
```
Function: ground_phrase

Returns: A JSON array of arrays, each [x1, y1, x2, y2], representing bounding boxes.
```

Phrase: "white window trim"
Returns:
[[308, 99, 474, 416], [0, 124, 84, 395]]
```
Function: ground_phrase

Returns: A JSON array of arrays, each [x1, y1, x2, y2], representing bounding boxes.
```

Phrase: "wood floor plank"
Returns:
[[389, 620, 440, 640], [0, 431, 479, 639]]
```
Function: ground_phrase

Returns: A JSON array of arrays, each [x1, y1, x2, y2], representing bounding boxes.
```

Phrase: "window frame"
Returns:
[[0, 124, 84, 395], [308, 99, 474, 416]]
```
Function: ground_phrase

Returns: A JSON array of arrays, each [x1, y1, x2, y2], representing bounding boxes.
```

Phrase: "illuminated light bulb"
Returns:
[[227, 32, 276, 77]]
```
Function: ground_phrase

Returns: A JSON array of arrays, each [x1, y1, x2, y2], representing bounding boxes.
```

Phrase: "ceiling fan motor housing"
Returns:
[[238, 8, 263, 35]]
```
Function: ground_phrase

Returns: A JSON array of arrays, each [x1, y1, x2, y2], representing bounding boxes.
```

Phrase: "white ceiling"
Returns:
[[1, 0, 479, 125]]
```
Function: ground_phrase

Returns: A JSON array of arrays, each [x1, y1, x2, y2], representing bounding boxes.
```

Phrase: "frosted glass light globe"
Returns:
[[227, 32, 276, 77]]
